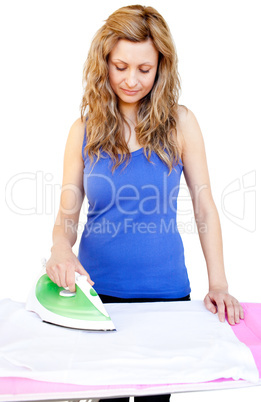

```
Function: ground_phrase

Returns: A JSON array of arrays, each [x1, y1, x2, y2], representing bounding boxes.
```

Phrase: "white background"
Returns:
[[1, 0, 261, 400]]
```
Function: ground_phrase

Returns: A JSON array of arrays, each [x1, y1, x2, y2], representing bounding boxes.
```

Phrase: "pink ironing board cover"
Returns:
[[0, 302, 261, 400]]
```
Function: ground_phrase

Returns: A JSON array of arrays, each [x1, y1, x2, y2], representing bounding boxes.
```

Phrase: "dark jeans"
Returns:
[[99, 294, 191, 304], [99, 293, 191, 402]]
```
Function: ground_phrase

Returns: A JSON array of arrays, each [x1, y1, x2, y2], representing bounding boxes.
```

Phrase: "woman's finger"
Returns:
[[75, 264, 95, 286], [216, 299, 226, 322], [224, 299, 235, 325], [66, 268, 76, 293], [204, 294, 217, 314]]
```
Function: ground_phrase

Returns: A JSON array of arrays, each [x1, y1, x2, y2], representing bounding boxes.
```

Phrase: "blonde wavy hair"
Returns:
[[80, 4, 184, 173]]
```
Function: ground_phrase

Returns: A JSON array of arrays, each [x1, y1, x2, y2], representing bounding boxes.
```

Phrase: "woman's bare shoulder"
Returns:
[[175, 105, 205, 162], [176, 105, 202, 142], [62, 116, 87, 170], [176, 105, 196, 130], [66, 116, 86, 149], [69, 116, 87, 137]]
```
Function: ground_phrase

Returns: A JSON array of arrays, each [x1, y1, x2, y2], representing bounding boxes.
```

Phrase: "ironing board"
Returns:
[[0, 300, 260, 401]]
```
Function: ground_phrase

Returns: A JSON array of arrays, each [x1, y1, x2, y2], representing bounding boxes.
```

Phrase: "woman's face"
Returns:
[[108, 38, 159, 109]]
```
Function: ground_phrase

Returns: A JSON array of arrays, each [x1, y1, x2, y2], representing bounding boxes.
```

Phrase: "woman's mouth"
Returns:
[[121, 88, 139, 96]]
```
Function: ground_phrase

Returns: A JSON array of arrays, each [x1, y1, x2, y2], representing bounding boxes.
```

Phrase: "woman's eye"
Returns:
[[115, 66, 150, 73]]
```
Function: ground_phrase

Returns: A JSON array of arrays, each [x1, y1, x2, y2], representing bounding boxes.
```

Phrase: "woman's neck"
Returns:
[[119, 100, 138, 125]]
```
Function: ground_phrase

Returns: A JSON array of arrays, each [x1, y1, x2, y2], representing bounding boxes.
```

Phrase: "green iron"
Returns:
[[26, 260, 116, 331]]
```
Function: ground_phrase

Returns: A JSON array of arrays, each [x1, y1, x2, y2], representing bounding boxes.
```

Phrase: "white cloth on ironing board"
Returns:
[[0, 299, 259, 385]]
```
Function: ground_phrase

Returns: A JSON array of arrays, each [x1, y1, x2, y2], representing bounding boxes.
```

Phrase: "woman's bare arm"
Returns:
[[176, 106, 244, 325], [46, 117, 94, 291]]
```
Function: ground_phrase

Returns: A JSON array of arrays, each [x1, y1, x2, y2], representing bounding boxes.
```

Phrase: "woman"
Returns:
[[46, 5, 244, 401]]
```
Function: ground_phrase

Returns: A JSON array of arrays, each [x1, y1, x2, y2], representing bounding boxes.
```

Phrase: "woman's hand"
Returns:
[[204, 289, 244, 325], [46, 244, 94, 292]]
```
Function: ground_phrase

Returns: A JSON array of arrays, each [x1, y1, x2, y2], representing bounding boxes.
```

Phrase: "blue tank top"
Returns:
[[78, 130, 191, 298]]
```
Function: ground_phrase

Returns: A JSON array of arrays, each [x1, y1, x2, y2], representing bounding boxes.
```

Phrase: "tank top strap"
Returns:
[[82, 119, 88, 161]]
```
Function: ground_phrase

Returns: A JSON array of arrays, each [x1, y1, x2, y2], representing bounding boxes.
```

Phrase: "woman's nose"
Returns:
[[125, 70, 138, 88]]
